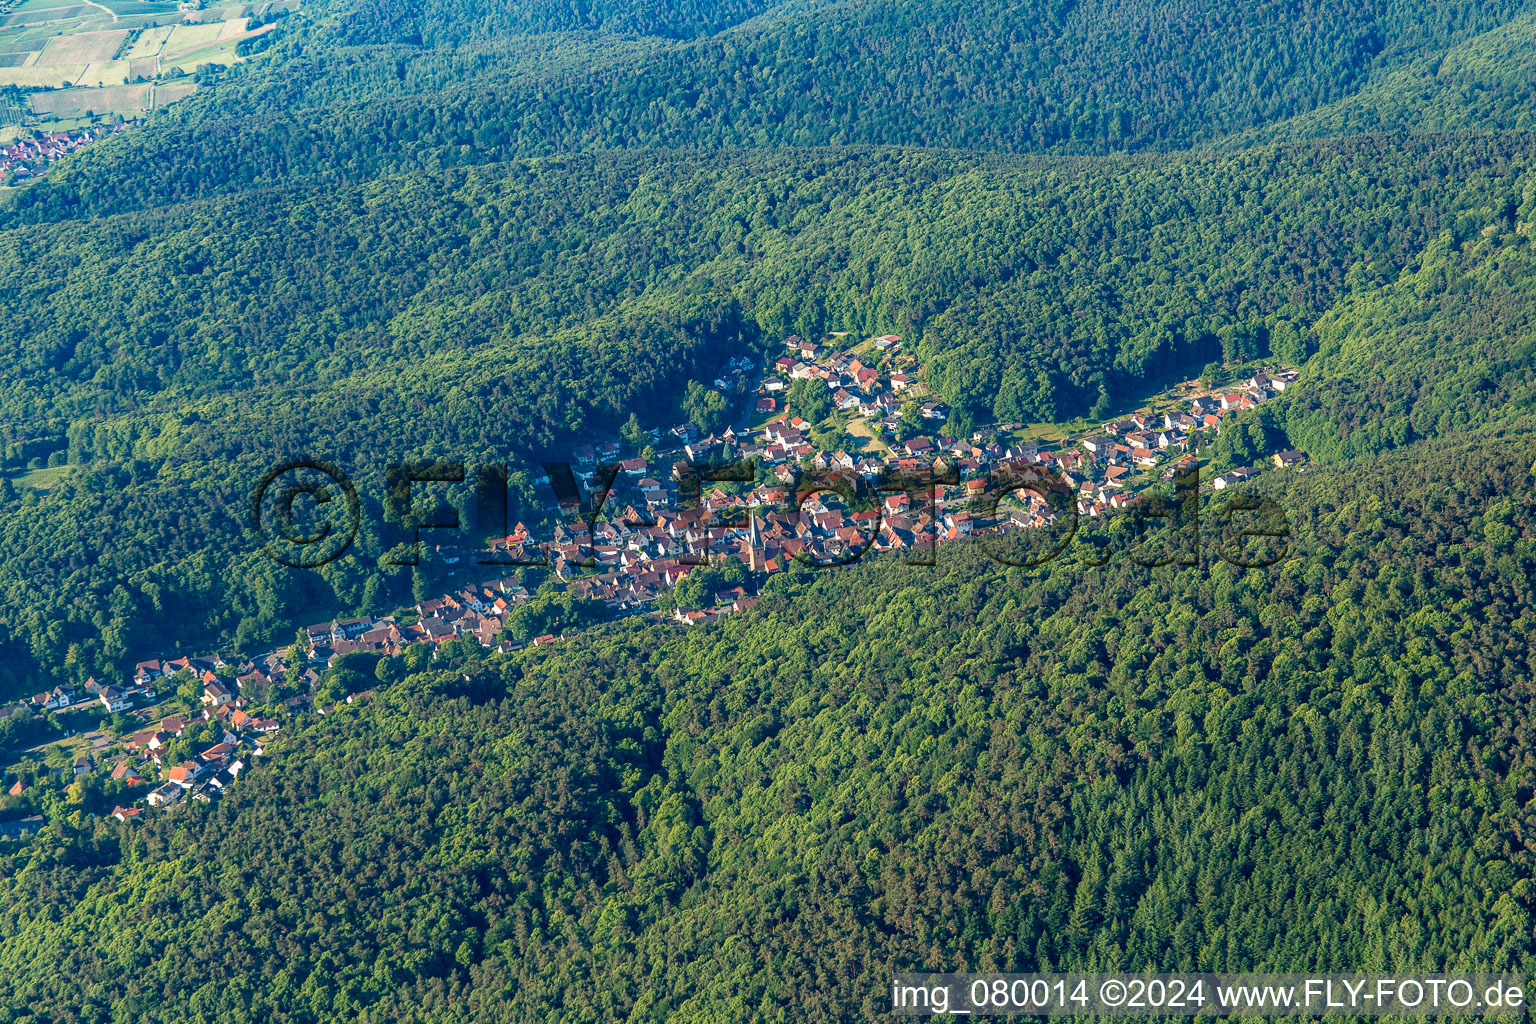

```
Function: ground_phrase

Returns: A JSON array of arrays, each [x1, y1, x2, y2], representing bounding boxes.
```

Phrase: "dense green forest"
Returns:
[[8, 0, 1534, 221], [1236, 10, 1536, 145], [2, 0, 1536, 1018]]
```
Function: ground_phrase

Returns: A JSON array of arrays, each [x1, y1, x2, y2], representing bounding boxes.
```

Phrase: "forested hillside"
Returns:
[[1, 140, 1532, 687], [7, 0, 1534, 221], [1, 426, 1532, 1021], [1266, 214, 1536, 461], [1237, 10, 1536, 144], [2, 0, 1536, 1018], [335, 0, 785, 44]]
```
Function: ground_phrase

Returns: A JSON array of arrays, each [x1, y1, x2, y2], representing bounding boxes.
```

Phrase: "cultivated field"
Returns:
[[162, 22, 225, 52], [36, 28, 125, 63], [0, 0, 290, 127], [1, 5, 90, 29], [77, 59, 133, 85], [154, 77, 194, 103], [0, 63, 86, 87], [28, 80, 149, 115], [161, 18, 271, 71]]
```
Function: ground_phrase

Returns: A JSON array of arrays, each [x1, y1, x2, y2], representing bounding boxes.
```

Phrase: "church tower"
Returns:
[[748, 513, 760, 573]]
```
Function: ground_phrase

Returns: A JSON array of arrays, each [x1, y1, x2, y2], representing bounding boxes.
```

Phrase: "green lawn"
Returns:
[[10, 464, 69, 490], [1009, 420, 1076, 445]]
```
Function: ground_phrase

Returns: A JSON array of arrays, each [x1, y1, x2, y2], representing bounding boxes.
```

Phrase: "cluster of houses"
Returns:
[[4, 341, 1309, 822], [291, 583, 544, 662], [2, 588, 561, 825], [0, 668, 277, 824], [15, 675, 159, 717], [111, 715, 257, 819], [4, 650, 301, 821], [109, 657, 288, 816], [93, 582, 593, 814], [460, 353, 1306, 623], [758, 334, 930, 426], [3, 590, 558, 819], [1066, 367, 1303, 506], [0, 123, 130, 181]]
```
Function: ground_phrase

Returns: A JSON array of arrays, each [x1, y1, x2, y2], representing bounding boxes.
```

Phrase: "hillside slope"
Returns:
[[7, 0, 1534, 221], [1236, 10, 1536, 145], [0, 142, 1531, 689], [1217, 199, 1536, 463], [2, 1, 1536, 1018], [1, 428, 1533, 1021]]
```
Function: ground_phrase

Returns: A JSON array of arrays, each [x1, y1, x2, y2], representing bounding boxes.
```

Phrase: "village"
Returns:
[[0, 122, 131, 182], [0, 333, 1304, 830]]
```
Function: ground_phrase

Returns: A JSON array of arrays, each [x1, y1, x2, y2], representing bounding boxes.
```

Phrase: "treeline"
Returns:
[[5, 140, 1530, 451], [0, 298, 753, 692], [0, 0, 1531, 694]]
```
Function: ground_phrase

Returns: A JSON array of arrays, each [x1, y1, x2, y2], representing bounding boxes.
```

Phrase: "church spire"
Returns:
[[748, 512, 760, 573]]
